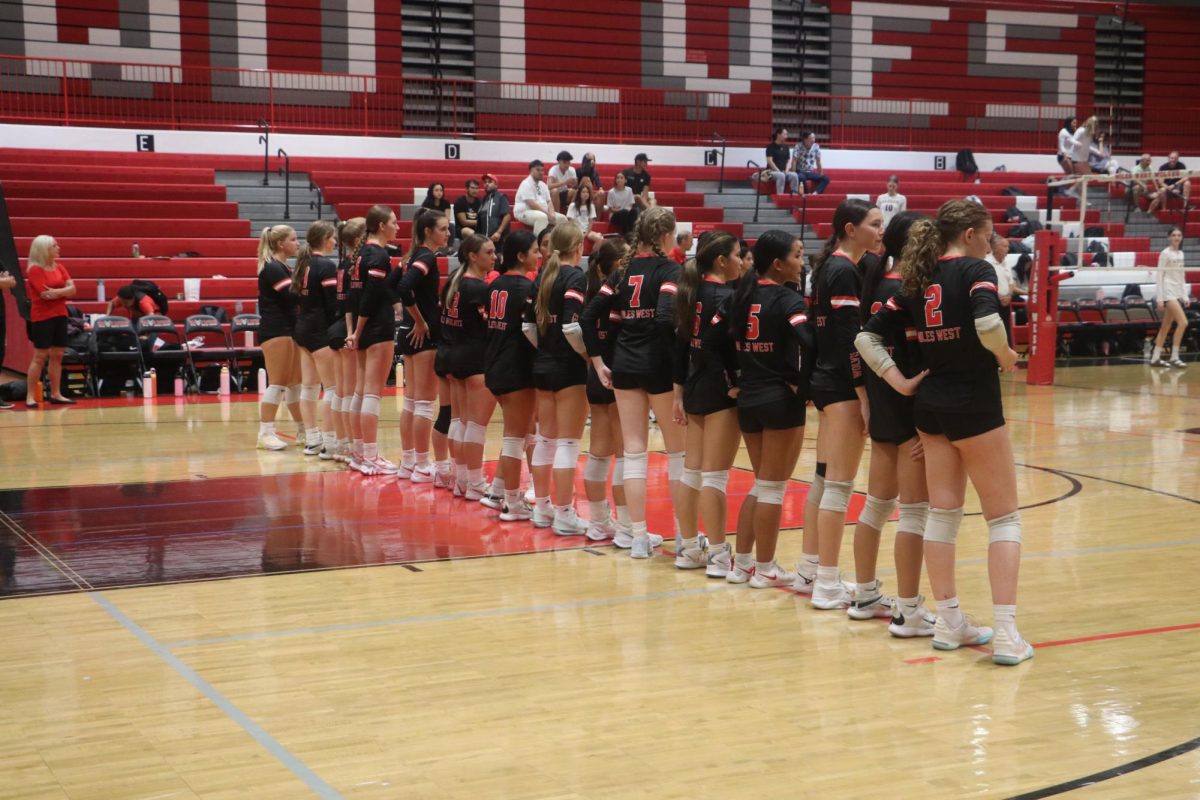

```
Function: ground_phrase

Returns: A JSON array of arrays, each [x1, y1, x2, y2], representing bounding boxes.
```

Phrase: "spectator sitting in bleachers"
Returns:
[[766, 127, 799, 195], [106, 284, 161, 323], [1057, 116, 1078, 174], [421, 182, 455, 245], [577, 152, 604, 207], [1149, 151, 1192, 214], [876, 175, 906, 227], [622, 154, 655, 211], [1131, 153, 1158, 206], [604, 170, 637, 238], [1088, 132, 1121, 176], [453, 179, 482, 239], [566, 184, 604, 247], [515, 160, 566, 236], [547, 151, 577, 214], [669, 230, 692, 265], [478, 173, 512, 243], [792, 131, 830, 194]]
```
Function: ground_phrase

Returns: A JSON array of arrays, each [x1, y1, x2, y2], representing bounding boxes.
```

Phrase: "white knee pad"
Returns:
[[897, 501, 929, 536], [754, 478, 787, 505], [701, 470, 729, 493], [262, 384, 285, 405], [987, 511, 1022, 544], [553, 438, 581, 469], [349, 393, 363, 414], [401, 396, 415, 414], [299, 384, 320, 402], [612, 457, 625, 487], [746, 483, 758, 499], [680, 467, 702, 490], [622, 451, 648, 480], [667, 451, 685, 483], [465, 421, 487, 446], [584, 454, 612, 483], [328, 392, 341, 412], [413, 399, 435, 421], [809, 472, 825, 505], [323, 388, 336, 408], [858, 494, 898, 531], [524, 433, 536, 451], [448, 418, 463, 444], [924, 507, 965, 544], [818, 479, 854, 513], [284, 384, 301, 405], [360, 394, 381, 418], [532, 435, 557, 467], [501, 436, 525, 460]]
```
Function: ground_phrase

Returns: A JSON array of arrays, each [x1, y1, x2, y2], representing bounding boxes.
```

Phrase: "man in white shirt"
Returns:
[[515, 159, 566, 235], [546, 150, 577, 213]]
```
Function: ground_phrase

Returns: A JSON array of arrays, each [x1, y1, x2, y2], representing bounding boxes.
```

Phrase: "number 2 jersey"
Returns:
[[861, 256, 1003, 413]]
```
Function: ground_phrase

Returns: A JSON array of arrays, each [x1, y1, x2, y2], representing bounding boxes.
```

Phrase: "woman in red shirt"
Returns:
[[24, 235, 77, 408]]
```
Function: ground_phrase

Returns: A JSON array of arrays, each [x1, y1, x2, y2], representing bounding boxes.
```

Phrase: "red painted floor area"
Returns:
[[0, 455, 875, 597]]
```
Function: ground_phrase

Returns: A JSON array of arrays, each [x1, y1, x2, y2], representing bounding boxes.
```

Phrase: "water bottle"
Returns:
[[174, 369, 185, 397], [219, 365, 231, 396], [257, 368, 267, 394], [132, 241, 140, 258], [143, 369, 156, 399], [1143, 338, 1153, 361], [96, 278, 105, 303]]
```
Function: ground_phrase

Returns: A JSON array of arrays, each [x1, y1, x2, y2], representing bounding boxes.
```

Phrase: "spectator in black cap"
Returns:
[[547, 150, 577, 214], [622, 153, 654, 211]]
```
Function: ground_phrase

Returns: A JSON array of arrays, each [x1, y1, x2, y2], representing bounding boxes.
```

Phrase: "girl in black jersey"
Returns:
[[255, 224, 303, 452], [291, 220, 340, 458], [346, 205, 401, 476], [580, 239, 629, 543], [672, 230, 743, 576], [581, 206, 684, 559], [485, 230, 538, 521], [522, 222, 590, 535], [393, 209, 449, 482], [852, 212, 936, 635], [804, 198, 884, 611], [856, 199, 1031, 666], [333, 217, 366, 465], [713, 230, 812, 587], [441, 234, 498, 500]]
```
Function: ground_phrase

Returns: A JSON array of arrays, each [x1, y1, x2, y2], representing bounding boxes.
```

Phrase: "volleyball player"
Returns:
[[485, 230, 538, 520], [711, 230, 812, 586], [854, 212, 936, 633], [346, 205, 401, 475], [442, 234, 498, 499], [334, 218, 366, 464], [1150, 227, 1189, 368], [581, 238, 629, 542], [802, 199, 885, 609], [255, 225, 303, 451], [672, 230, 743, 575], [581, 207, 684, 558], [434, 283, 458, 490], [394, 209, 448, 481], [522, 222, 590, 534], [291, 221, 341, 457], [856, 198, 1032, 666]]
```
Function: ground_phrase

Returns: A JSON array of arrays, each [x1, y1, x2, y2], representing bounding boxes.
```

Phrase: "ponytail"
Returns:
[[728, 229, 795, 340], [812, 198, 874, 288], [676, 230, 737, 339], [587, 238, 626, 300], [536, 222, 583, 335], [292, 244, 311, 296], [443, 234, 489, 307], [861, 211, 924, 320], [900, 200, 990, 296], [257, 225, 294, 275]]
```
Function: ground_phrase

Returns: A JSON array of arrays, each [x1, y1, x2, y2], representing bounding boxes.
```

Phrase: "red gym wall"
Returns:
[[0, 1, 1196, 149]]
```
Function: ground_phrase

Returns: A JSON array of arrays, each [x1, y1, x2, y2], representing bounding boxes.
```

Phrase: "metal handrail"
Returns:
[[257, 118, 270, 187], [309, 180, 326, 220], [747, 159, 763, 224], [711, 132, 727, 194], [277, 148, 291, 220]]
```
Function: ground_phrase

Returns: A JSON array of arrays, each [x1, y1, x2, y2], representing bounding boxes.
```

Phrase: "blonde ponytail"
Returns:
[[536, 222, 583, 335], [256, 224, 294, 274]]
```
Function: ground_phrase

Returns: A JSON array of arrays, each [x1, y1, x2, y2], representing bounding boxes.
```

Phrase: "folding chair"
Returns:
[[137, 314, 194, 393], [184, 314, 238, 393], [230, 314, 265, 392], [92, 315, 144, 396]]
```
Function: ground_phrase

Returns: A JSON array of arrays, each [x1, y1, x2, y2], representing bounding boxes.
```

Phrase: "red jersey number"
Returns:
[[489, 289, 508, 319], [746, 304, 762, 341], [924, 285, 944, 328], [628, 274, 644, 308], [446, 291, 460, 319]]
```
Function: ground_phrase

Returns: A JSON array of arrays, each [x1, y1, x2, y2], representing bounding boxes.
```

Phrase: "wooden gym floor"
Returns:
[[0, 360, 1197, 799]]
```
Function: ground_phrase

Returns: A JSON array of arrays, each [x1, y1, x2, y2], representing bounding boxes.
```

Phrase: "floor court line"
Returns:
[[91, 592, 344, 800], [1004, 734, 1200, 800]]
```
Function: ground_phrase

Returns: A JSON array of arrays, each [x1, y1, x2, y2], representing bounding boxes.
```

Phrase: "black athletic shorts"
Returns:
[[586, 365, 615, 405], [611, 370, 673, 395], [811, 385, 858, 411], [293, 314, 332, 352], [359, 314, 396, 350], [738, 394, 807, 433], [869, 394, 917, 445], [533, 360, 587, 392], [28, 316, 69, 349], [434, 342, 452, 378], [485, 357, 533, 396], [450, 345, 485, 380], [914, 398, 1005, 442], [327, 317, 347, 351], [397, 325, 438, 357], [683, 369, 735, 416]]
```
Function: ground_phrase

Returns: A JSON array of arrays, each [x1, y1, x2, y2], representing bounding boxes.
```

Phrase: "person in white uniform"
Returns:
[[1150, 227, 1190, 368]]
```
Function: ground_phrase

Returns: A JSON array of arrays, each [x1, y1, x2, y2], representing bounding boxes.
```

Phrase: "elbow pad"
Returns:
[[854, 330, 897, 377], [521, 321, 539, 348], [562, 321, 586, 355], [974, 313, 1007, 353]]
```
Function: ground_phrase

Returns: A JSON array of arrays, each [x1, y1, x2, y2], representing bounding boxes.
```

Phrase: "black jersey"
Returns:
[[524, 265, 588, 373], [257, 259, 298, 340], [581, 254, 679, 376], [356, 244, 395, 323], [485, 272, 535, 392], [678, 277, 736, 414], [862, 256, 1003, 412], [863, 271, 920, 441], [444, 273, 490, 349], [718, 279, 814, 407], [344, 252, 363, 325], [391, 246, 441, 342], [335, 254, 352, 320], [811, 252, 865, 394], [298, 255, 339, 328]]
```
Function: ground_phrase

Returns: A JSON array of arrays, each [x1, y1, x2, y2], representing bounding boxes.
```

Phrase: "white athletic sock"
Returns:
[[468, 468, 483, 485], [322, 431, 336, 450], [898, 595, 920, 610], [1171, 346, 1181, 361], [799, 552, 819, 577], [588, 500, 609, 522], [856, 581, 878, 599], [936, 597, 965, 628], [816, 565, 839, 586], [402, 449, 416, 468], [306, 427, 321, 446], [504, 489, 522, 508], [491, 477, 505, 496], [352, 438, 363, 456], [734, 552, 754, 567], [259, 421, 275, 436], [993, 603, 1018, 637], [363, 442, 378, 460], [535, 496, 552, 510], [631, 520, 648, 539], [755, 560, 776, 574], [616, 505, 631, 527], [415, 451, 429, 468], [1152, 345, 1163, 361]]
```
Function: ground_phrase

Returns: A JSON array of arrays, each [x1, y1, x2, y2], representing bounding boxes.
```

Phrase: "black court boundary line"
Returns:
[[1037, 466, 1200, 506], [1005, 735, 1200, 799]]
